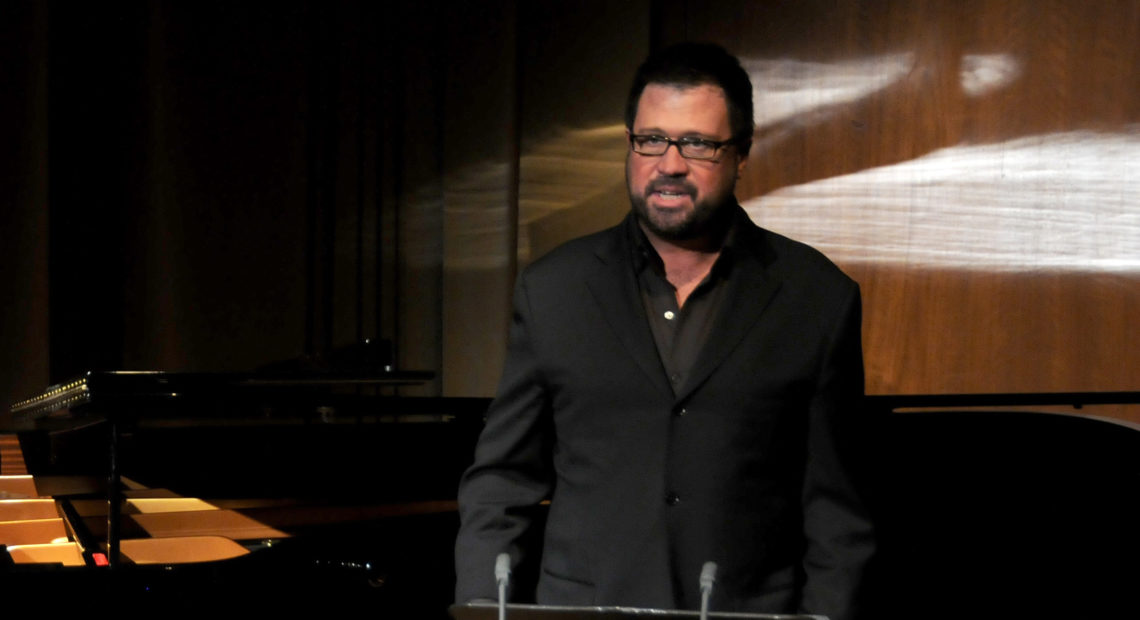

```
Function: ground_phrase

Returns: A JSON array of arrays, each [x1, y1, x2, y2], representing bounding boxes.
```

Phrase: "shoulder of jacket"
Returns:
[[520, 224, 623, 280], [744, 220, 857, 290]]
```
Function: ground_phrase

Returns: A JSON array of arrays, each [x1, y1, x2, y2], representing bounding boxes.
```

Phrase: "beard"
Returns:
[[628, 176, 736, 242]]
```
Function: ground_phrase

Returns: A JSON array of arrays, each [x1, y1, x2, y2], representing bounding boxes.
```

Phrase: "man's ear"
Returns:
[[735, 144, 750, 178]]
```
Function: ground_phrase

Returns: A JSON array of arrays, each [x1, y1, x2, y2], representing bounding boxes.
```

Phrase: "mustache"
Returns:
[[645, 179, 697, 198]]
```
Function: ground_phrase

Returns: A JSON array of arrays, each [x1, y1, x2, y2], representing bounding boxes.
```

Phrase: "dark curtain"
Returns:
[[0, 1, 533, 409]]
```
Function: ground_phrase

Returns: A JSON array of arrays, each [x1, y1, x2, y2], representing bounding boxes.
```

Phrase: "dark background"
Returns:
[[3, 1, 1139, 414], [3, 2, 1139, 615]]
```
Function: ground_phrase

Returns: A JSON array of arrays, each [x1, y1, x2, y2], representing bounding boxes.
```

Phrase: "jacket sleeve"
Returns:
[[454, 275, 554, 603], [798, 283, 877, 620]]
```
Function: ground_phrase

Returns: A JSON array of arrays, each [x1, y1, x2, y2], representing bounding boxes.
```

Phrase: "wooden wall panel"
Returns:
[[660, 0, 1140, 402]]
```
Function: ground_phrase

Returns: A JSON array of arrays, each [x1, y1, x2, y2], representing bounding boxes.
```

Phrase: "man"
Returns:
[[455, 42, 873, 620]]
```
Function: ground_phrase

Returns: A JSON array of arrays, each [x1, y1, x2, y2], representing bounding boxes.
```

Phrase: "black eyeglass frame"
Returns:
[[628, 133, 740, 160]]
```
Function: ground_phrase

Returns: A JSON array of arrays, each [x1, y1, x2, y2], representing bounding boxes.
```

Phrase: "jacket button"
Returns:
[[675, 407, 686, 417], [665, 492, 680, 506]]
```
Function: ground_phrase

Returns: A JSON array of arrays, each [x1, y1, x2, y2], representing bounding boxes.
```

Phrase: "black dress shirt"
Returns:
[[629, 218, 739, 395]]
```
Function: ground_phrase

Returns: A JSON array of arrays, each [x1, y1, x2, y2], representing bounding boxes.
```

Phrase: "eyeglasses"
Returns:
[[628, 133, 737, 160]]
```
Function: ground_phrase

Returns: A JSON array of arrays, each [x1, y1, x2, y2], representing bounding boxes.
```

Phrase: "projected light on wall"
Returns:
[[745, 129, 1140, 271], [729, 47, 1140, 399], [745, 54, 917, 126], [740, 53, 1139, 272]]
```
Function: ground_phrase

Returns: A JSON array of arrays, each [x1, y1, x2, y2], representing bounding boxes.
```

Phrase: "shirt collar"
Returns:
[[627, 205, 743, 277]]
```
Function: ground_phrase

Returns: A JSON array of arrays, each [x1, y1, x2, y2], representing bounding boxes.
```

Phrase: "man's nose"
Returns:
[[655, 143, 690, 175]]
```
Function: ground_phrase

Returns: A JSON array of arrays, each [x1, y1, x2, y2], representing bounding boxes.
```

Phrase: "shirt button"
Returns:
[[669, 374, 680, 384], [665, 493, 680, 506], [675, 407, 687, 417], [663, 311, 675, 320]]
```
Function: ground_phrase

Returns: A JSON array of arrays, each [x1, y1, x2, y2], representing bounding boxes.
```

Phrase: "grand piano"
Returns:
[[5, 369, 1140, 618], [1, 368, 489, 613]]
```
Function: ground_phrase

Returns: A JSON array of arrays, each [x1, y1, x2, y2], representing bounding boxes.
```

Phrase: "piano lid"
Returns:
[[3, 369, 436, 432]]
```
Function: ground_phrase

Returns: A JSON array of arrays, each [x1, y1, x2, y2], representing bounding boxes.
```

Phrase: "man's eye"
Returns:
[[641, 136, 668, 146], [680, 139, 716, 155]]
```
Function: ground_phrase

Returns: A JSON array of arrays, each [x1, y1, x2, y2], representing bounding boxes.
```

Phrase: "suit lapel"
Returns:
[[675, 219, 782, 404], [585, 221, 675, 398]]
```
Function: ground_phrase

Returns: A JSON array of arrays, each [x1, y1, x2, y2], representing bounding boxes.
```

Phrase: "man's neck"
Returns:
[[639, 222, 723, 308]]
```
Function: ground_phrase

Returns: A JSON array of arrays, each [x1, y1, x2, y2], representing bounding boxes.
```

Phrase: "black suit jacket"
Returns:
[[455, 206, 874, 620]]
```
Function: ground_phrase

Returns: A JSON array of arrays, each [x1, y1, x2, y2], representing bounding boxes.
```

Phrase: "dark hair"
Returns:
[[625, 42, 754, 149]]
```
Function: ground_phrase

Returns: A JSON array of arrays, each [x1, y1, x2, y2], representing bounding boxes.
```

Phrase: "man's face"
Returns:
[[626, 83, 747, 242]]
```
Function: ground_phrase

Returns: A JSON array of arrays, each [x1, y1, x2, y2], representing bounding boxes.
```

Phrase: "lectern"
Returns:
[[450, 602, 826, 620]]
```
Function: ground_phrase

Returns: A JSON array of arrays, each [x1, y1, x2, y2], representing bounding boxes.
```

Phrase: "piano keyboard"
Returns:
[[1, 473, 287, 567]]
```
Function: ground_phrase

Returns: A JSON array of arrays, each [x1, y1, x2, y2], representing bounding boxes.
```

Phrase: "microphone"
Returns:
[[495, 553, 511, 620], [699, 561, 718, 620]]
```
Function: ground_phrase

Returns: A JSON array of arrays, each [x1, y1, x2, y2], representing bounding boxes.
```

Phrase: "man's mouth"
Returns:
[[646, 182, 696, 201]]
